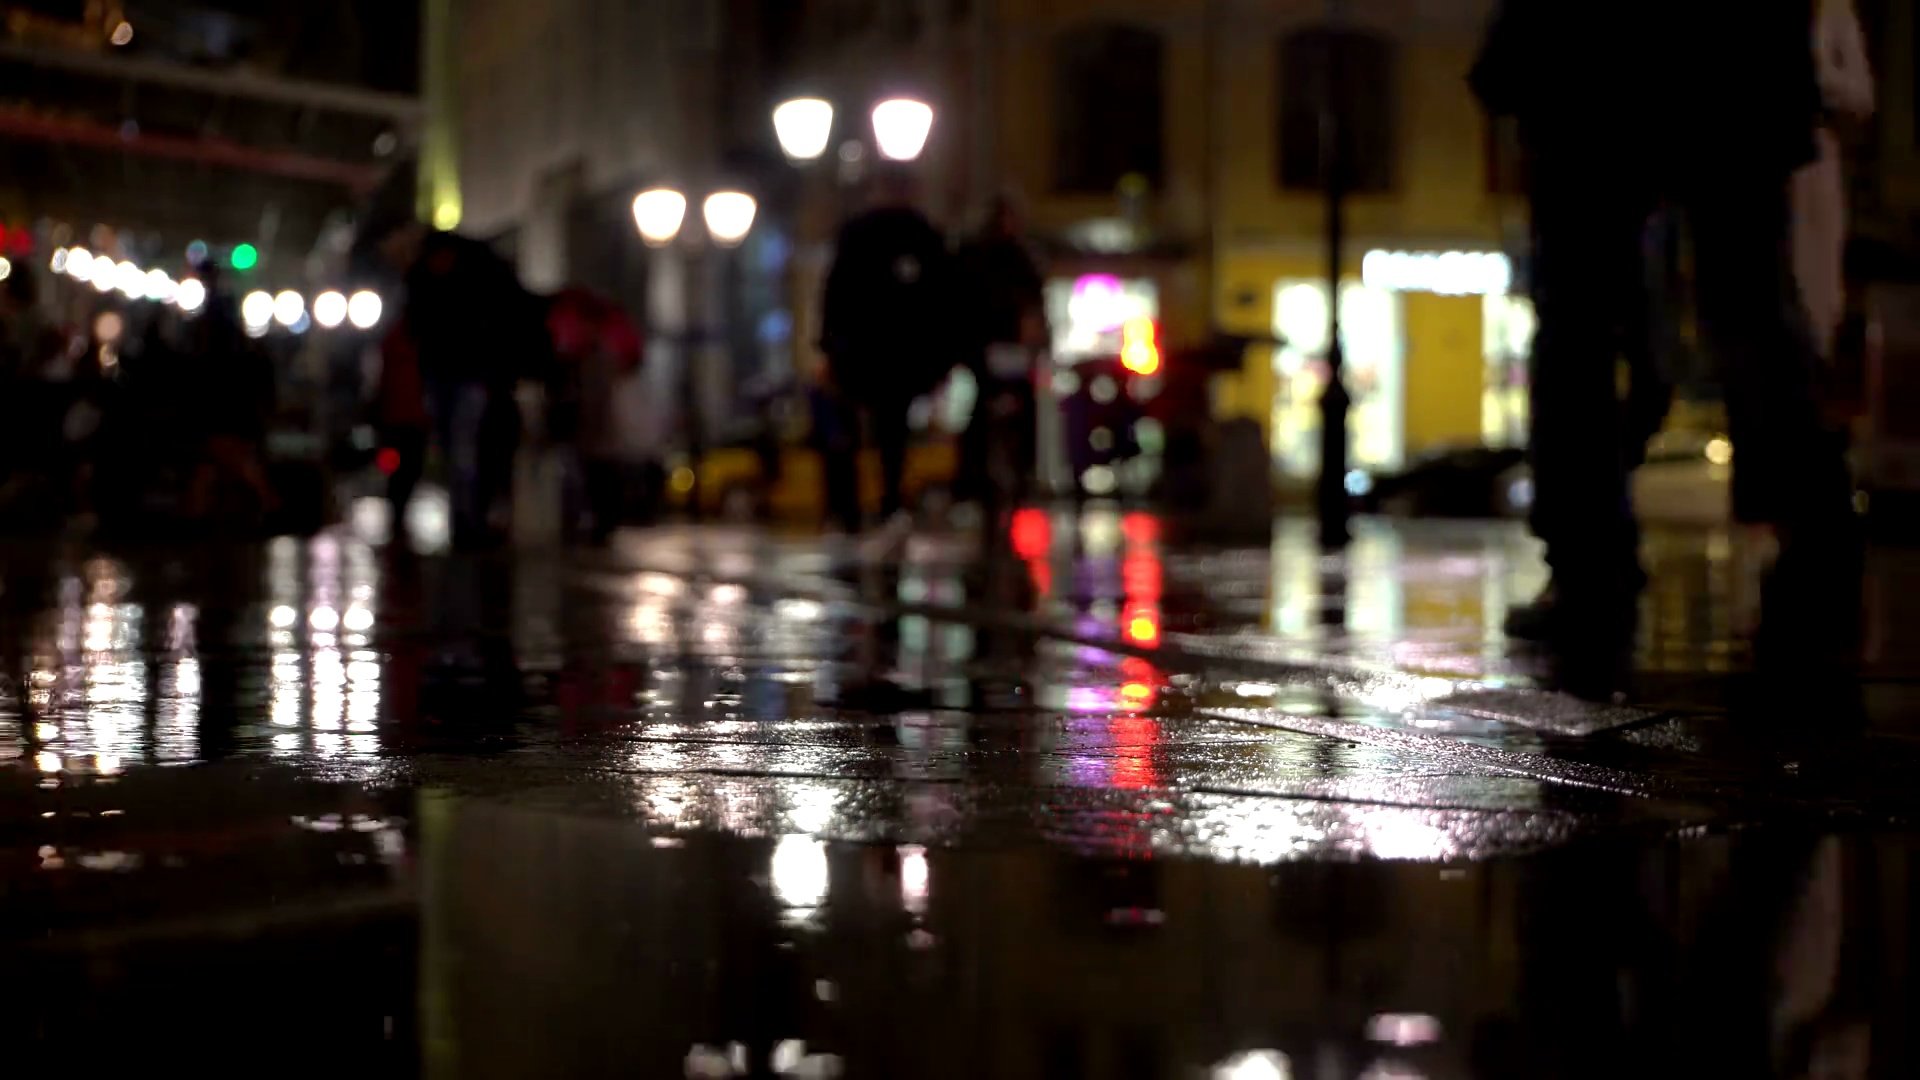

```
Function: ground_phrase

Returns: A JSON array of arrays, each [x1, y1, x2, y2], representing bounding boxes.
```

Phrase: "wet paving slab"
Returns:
[[3, 511, 1919, 1074]]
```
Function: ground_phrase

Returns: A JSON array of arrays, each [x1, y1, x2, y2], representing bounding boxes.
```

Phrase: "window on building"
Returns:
[[1052, 23, 1166, 194], [1277, 27, 1396, 193]]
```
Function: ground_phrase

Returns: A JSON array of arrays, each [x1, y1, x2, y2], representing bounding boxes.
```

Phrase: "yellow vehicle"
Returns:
[[664, 439, 960, 522]]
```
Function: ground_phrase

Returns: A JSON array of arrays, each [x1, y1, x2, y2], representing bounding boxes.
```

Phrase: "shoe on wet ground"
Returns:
[[1503, 570, 1645, 645]]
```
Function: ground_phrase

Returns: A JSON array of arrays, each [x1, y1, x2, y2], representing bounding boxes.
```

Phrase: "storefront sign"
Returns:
[[1362, 250, 1512, 296]]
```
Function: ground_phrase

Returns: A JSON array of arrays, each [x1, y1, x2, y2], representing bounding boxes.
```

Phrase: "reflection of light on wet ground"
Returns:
[[1213, 1049, 1292, 1080], [1367, 1012, 1443, 1047], [898, 844, 929, 914], [771, 834, 829, 920], [1184, 797, 1517, 863]]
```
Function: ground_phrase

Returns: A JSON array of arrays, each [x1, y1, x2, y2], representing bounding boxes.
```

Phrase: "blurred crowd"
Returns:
[[0, 168, 1049, 551], [0, 260, 280, 537]]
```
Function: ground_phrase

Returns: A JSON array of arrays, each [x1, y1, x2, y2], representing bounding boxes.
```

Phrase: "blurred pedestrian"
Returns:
[[182, 268, 277, 525], [546, 287, 642, 544], [1794, 0, 1874, 359], [373, 219, 548, 549], [817, 164, 958, 535], [376, 311, 430, 528], [0, 266, 63, 510], [1472, 0, 1858, 650], [954, 192, 1047, 513]]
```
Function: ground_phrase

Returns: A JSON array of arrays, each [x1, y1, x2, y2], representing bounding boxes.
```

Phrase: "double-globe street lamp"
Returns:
[[771, 96, 934, 164], [628, 97, 931, 515], [630, 186, 760, 513]]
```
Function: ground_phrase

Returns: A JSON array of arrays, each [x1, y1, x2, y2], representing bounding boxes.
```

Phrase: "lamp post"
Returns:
[[631, 185, 757, 517], [1315, 10, 1353, 549]]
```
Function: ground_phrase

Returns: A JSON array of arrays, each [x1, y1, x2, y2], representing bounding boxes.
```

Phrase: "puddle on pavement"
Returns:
[[0, 522, 1910, 1072], [2, 764, 1912, 1077]]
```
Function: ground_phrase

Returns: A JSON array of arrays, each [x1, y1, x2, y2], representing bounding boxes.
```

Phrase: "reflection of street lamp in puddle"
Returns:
[[771, 835, 828, 921], [1212, 1050, 1292, 1080], [898, 844, 929, 915]]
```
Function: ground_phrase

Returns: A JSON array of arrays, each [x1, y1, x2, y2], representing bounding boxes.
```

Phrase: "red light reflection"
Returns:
[[1124, 606, 1161, 647], [1120, 512, 1160, 545], [1011, 508, 1050, 561]]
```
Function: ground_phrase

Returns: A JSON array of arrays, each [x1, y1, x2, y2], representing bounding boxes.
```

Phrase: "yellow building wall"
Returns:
[[1400, 292, 1486, 454], [987, 0, 1505, 454]]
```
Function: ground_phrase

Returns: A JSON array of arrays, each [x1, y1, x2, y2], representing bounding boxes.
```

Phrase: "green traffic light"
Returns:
[[230, 243, 259, 271]]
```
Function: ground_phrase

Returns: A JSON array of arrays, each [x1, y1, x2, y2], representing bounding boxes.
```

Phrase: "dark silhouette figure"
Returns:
[[1473, 0, 1859, 665], [817, 166, 957, 533], [375, 222, 548, 549], [954, 194, 1046, 513]]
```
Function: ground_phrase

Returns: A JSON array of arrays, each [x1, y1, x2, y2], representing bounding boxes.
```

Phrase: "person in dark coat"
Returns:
[[954, 193, 1047, 510], [817, 165, 957, 533], [182, 266, 276, 523], [376, 221, 549, 548], [1474, 0, 1856, 656]]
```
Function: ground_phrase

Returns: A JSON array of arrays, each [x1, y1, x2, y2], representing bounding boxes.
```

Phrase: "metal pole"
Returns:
[[1315, 13, 1353, 549], [683, 243, 713, 519]]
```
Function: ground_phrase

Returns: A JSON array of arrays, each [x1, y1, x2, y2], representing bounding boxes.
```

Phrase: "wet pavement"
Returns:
[[4, 505, 1918, 1076]]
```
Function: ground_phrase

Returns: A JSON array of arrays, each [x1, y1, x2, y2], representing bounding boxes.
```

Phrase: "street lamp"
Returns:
[[273, 289, 305, 328], [174, 277, 206, 314], [241, 290, 275, 330], [346, 289, 383, 330], [870, 98, 934, 161], [632, 188, 689, 247], [772, 98, 834, 162], [702, 191, 758, 248], [313, 290, 348, 329]]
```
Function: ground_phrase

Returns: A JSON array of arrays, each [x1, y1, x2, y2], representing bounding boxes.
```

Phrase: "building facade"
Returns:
[[745, 0, 1521, 478]]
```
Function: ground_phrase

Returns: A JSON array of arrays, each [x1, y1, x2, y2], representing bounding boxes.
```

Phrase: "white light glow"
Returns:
[[114, 260, 144, 299], [702, 191, 756, 247], [1213, 1050, 1293, 1080], [898, 844, 929, 914], [1362, 250, 1512, 296], [93, 310, 124, 345], [272, 289, 304, 327], [175, 277, 206, 313], [1365, 1013, 1444, 1048], [49, 248, 68, 274], [347, 290, 383, 330], [0, 256, 9, 282], [870, 98, 934, 161], [632, 188, 688, 247], [313, 290, 348, 328], [144, 268, 175, 303], [64, 247, 92, 279], [771, 834, 830, 914], [773, 97, 835, 161], [90, 255, 118, 292], [241, 290, 275, 329]]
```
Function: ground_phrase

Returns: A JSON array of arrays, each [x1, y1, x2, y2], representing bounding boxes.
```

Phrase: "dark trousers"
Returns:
[[822, 392, 910, 533], [957, 377, 1036, 508], [425, 377, 489, 544], [559, 450, 624, 542], [385, 427, 430, 524], [1528, 163, 1852, 581]]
